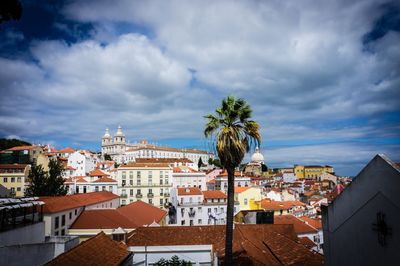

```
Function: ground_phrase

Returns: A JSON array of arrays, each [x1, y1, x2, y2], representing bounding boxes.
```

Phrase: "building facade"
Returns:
[[117, 162, 173, 207], [101, 127, 214, 164], [0, 164, 30, 197]]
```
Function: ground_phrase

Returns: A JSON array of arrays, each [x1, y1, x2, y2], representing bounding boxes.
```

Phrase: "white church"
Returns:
[[101, 126, 214, 164]]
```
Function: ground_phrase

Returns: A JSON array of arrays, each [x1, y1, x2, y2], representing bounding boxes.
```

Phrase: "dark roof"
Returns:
[[46, 232, 131, 266], [127, 224, 323, 265]]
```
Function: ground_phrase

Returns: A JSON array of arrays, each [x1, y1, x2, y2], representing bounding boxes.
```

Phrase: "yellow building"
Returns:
[[294, 165, 334, 179], [0, 164, 30, 197], [234, 186, 264, 210]]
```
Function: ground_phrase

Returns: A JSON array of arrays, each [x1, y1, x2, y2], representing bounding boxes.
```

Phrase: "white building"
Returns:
[[322, 154, 400, 265], [67, 150, 99, 176], [116, 162, 173, 207], [214, 171, 251, 192], [169, 188, 238, 226], [172, 166, 207, 190], [101, 126, 214, 164], [40, 191, 120, 236]]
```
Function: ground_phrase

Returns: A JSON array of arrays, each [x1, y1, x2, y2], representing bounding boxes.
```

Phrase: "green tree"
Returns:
[[104, 153, 112, 161], [197, 157, 203, 169], [204, 96, 261, 265], [154, 256, 192, 266], [26, 159, 68, 196], [0, 138, 31, 150]]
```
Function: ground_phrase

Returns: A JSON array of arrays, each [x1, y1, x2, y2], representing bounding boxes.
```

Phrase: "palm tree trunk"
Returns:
[[224, 167, 235, 265]]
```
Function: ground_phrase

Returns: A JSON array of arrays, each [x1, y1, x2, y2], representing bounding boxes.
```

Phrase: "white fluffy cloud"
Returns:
[[0, 0, 399, 175]]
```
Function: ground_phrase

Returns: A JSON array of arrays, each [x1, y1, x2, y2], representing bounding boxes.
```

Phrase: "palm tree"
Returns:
[[204, 96, 261, 265]]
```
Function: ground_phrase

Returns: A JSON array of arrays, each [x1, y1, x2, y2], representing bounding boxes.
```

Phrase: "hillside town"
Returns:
[[1, 127, 398, 265]]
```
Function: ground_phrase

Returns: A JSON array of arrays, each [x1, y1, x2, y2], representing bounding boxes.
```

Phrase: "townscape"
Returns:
[[1, 1, 399, 265], [1, 127, 398, 265]]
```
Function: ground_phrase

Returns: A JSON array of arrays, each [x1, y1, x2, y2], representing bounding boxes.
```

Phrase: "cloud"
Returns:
[[0, 0, 399, 175]]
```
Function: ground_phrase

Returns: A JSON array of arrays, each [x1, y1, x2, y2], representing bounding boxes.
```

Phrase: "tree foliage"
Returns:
[[26, 159, 68, 196], [104, 154, 112, 161], [197, 157, 203, 169], [204, 95, 261, 265], [0, 138, 31, 151], [154, 256, 192, 266]]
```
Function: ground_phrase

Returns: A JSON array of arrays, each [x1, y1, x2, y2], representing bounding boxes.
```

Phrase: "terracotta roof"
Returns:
[[58, 147, 75, 153], [46, 232, 131, 266], [207, 179, 216, 184], [127, 224, 323, 265], [89, 169, 109, 177], [177, 187, 202, 196], [40, 191, 119, 213], [274, 215, 318, 234], [260, 199, 306, 211], [117, 201, 167, 226], [7, 145, 34, 151], [298, 216, 322, 230], [70, 209, 137, 229], [202, 190, 227, 199], [93, 177, 117, 183], [172, 166, 198, 173], [218, 170, 244, 177], [65, 166, 76, 170], [298, 237, 317, 249], [234, 187, 250, 193], [0, 164, 29, 169]]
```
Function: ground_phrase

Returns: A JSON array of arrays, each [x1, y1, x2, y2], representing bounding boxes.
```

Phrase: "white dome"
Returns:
[[251, 147, 264, 163], [115, 125, 125, 136], [103, 128, 111, 138]]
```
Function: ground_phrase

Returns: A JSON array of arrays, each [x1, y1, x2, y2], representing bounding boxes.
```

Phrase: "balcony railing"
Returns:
[[164, 192, 170, 197], [120, 194, 128, 198], [147, 193, 154, 198], [136, 194, 143, 199]]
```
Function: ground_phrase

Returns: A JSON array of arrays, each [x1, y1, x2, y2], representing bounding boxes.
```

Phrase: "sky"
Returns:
[[0, 0, 399, 176]]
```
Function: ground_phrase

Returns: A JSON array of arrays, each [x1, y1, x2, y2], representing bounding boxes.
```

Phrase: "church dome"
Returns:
[[251, 147, 264, 163], [115, 125, 125, 137], [103, 128, 111, 138]]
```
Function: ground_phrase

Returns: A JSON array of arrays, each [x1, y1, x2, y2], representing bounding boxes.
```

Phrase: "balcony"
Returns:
[[120, 194, 128, 198], [136, 194, 143, 199], [164, 192, 170, 197], [147, 193, 154, 198]]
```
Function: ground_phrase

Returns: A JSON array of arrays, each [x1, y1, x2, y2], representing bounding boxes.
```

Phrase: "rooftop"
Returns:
[[177, 187, 202, 196], [46, 232, 131, 266], [40, 191, 119, 213], [202, 190, 227, 199], [127, 224, 323, 265], [274, 215, 318, 234]]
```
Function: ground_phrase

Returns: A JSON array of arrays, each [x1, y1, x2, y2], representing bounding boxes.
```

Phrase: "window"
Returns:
[[160, 179, 163, 185], [69, 212, 72, 219], [148, 198, 153, 205], [95, 186, 99, 192], [244, 198, 248, 205], [160, 198, 163, 205], [17, 187, 21, 191], [208, 208, 211, 213], [102, 186, 106, 191], [75, 209, 77, 215], [55, 231, 59, 236], [55, 217, 59, 229], [3, 177, 7, 183], [109, 186, 113, 191], [214, 208, 218, 213], [17, 177, 21, 182], [61, 229, 65, 236], [122, 171, 126, 178], [160, 188, 163, 196], [11, 177, 15, 182], [83, 186, 87, 193], [165, 175, 169, 184], [137, 189, 141, 195], [208, 218, 212, 225], [190, 220, 194, 226], [148, 171, 152, 184], [198, 219, 202, 224], [160, 171, 163, 178], [122, 180, 126, 186], [129, 171, 133, 178], [122, 200, 126, 205], [62, 215, 66, 226], [198, 207, 202, 213], [130, 189, 134, 196], [181, 220, 185, 225]]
